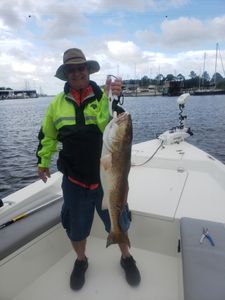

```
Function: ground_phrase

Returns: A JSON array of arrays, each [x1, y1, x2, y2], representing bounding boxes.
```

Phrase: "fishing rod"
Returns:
[[0, 196, 62, 230]]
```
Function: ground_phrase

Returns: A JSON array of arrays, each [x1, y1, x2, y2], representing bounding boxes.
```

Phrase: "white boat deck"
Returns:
[[11, 236, 182, 300], [129, 140, 225, 223], [1, 137, 225, 300]]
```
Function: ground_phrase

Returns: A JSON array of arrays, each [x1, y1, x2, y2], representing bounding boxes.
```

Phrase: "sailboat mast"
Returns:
[[202, 52, 206, 88], [214, 42, 219, 87]]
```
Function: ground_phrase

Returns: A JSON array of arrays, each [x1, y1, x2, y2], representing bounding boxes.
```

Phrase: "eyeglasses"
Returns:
[[66, 65, 87, 73]]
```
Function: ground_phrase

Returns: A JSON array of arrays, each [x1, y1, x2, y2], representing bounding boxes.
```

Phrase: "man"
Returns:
[[36, 48, 141, 290]]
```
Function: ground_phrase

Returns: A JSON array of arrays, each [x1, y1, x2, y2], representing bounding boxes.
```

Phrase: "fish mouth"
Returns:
[[115, 112, 130, 125]]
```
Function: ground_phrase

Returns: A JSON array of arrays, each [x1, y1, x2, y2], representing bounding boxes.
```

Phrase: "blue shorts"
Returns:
[[61, 176, 131, 242]]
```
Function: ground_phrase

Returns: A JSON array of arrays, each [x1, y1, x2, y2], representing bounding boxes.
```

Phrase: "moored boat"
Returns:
[[190, 88, 225, 96]]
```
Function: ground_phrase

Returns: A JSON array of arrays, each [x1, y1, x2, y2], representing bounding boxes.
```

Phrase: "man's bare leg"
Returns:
[[71, 239, 87, 260]]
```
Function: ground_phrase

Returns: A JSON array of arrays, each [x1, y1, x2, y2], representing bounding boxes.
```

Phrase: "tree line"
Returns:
[[123, 71, 225, 90]]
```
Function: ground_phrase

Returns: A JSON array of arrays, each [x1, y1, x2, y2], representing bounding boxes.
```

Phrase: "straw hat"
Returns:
[[55, 48, 100, 81]]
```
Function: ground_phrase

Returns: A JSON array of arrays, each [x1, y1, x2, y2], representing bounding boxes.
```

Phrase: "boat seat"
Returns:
[[0, 198, 63, 261], [180, 217, 225, 300]]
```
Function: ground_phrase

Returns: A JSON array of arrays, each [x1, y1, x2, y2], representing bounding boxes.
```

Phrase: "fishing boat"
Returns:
[[1, 94, 225, 300]]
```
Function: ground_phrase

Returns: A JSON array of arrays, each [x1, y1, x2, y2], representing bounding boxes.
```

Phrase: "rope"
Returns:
[[131, 140, 164, 167]]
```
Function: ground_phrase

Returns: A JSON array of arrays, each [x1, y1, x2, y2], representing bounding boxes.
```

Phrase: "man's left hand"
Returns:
[[104, 76, 122, 97]]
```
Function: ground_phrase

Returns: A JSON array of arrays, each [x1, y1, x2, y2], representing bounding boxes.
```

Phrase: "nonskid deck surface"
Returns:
[[130, 140, 225, 223], [12, 237, 182, 300]]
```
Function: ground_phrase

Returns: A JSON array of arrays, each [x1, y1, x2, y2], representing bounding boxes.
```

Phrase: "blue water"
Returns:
[[0, 95, 225, 199]]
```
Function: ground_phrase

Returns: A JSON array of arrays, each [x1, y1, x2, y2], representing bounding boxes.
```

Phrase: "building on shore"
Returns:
[[162, 80, 183, 96], [122, 82, 162, 97], [0, 89, 38, 100]]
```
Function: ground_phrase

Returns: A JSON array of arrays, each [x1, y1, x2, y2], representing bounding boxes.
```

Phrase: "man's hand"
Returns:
[[104, 76, 122, 97], [38, 167, 51, 183]]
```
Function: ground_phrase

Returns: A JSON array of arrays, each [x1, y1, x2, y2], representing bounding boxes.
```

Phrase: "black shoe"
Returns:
[[120, 255, 141, 286], [70, 257, 88, 290]]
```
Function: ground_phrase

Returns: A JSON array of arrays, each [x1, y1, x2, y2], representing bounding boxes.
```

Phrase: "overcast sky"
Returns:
[[0, 0, 225, 95]]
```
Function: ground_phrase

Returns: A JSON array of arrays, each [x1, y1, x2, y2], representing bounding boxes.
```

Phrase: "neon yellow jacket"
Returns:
[[36, 81, 111, 184]]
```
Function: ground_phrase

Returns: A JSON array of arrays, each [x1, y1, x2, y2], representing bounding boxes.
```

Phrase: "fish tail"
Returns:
[[106, 231, 131, 248]]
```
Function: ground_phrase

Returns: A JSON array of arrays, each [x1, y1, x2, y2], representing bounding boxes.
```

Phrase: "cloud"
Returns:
[[106, 41, 142, 62], [76, 0, 189, 13], [161, 18, 206, 48], [13, 62, 36, 73], [38, 3, 88, 40], [136, 15, 225, 50], [90, 40, 158, 80], [0, 0, 87, 41], [0, 4, 24, 29], [135, 30, 159, 48], [210, 15, 225, 40], [143, 49, 225, 79], [0, 1, 192, 44], [0, 38, 33, 59], [97, 40, 225, 81]]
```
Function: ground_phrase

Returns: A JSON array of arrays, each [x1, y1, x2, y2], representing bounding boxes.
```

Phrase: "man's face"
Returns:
[[66, 64, 89, 90]]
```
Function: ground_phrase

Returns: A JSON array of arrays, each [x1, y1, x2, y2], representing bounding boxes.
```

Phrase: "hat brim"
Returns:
[[55, 60, 100, 81]]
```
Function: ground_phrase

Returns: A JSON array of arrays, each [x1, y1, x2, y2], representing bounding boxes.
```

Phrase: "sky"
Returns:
[[0, 0, 225, 95]]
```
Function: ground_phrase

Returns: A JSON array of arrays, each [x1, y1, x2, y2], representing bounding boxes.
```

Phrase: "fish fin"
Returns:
[[106, 232, 131, 248], [100, 154, 112, 170]]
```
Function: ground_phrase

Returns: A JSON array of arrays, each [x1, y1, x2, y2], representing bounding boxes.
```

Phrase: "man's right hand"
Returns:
[[38, 167, 51, 183]]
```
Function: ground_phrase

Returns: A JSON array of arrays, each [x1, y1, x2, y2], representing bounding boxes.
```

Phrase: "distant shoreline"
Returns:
[[123, 91, 162, 97], [124, 88, 225, 97]]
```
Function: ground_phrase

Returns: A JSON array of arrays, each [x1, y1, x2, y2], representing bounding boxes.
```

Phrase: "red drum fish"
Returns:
[[100, 112, 132, 247]]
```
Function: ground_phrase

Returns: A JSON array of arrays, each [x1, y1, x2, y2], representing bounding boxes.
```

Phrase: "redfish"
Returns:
[[100, 112, 132, 247]]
